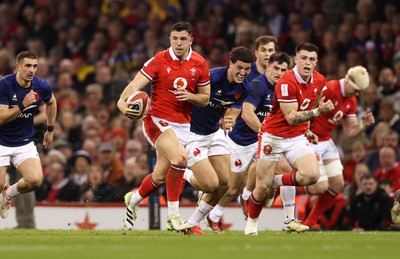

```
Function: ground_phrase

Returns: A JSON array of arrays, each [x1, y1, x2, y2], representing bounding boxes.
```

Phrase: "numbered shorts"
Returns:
[[226, 135, 257, 173], [0, 142, 40, 168], [143, 115, 190, 148], [186, 129, 230, 168], [312, 139, 343, 182], [257, 132, 315, 166]]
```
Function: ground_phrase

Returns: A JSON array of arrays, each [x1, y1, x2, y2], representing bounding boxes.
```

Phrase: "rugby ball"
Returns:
[[126, 91, 150, 119]]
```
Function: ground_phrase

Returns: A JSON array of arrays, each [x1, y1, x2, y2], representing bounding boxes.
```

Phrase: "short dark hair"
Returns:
[[295, 43, 319, 55], [228, 46, 254, 65], [170, 22, 193, 36], [268, 52, 290, 66], [360, 174, 375, 182], [255, 35, 278, 50], [16, 50, 38, 63]]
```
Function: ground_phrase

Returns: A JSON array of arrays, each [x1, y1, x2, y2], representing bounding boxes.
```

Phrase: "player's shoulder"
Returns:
[[154, 49, 170, 61], [32, 76, 51, 90], [210, 67, 227, 81], [190, 51, 207, 64], [279, 70, 296, 82], [0, 73, 14, 84], [312, 70, 326, 85]]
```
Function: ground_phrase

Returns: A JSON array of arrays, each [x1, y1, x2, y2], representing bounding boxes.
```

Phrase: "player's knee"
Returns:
[[201, 180, 219, 193], [305, 170, 320, 185], [330, 180, 344, 194], [26, 174, 43, 190], [171, 154, 188, 168], [227, 185, 241, 196]]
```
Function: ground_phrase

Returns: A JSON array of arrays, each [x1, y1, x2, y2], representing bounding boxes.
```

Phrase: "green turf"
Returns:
[[0, 230, 398, 259]]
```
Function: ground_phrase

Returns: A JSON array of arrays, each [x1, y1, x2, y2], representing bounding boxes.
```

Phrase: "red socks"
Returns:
[[166, 164, 186, 202], [303, 189, 337, 226], [138, 174, 159, 198], [248, 194, 266, 219], [281, 170, 300, 186]]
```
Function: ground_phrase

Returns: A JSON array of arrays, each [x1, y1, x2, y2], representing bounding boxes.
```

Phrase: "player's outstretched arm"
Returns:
[[43, 94, 57, 149], [117, 73, 150, 118], [0, 90, 37, 126]]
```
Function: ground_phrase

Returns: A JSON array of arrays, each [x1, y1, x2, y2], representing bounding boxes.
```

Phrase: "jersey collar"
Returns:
[[293, 65, 314, 85], [168, 47, 192, 61]]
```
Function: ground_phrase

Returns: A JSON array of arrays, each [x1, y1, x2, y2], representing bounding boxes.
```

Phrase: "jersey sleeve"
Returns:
[[244, 80, 264, 109], [275, 75, 298, 103], [41, 80, 53, 103], [197, 61, 210, 87], [140, 56, 158, 81], [346, 97, 358, 117]]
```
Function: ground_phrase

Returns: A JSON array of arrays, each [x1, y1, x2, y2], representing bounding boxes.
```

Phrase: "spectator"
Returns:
[[114, 158, 146, 202], [342, 174, 393, 231], [97, 142, 123, 185], [81, 164, 116, 203], [70, 150, 92, 187], [364, 129, 400, 173], [343, 162, 370, 203], [35, 161, 81, 202], [374, 146, 400, 192], [124, 139, 143, 162]]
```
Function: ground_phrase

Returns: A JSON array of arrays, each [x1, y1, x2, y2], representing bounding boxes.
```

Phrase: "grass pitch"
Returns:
[[0, 229, 398, 259]]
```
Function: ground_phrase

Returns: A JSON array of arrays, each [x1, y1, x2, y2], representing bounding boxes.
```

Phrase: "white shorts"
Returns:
[[0, 142, 40, 168], [186, 129, 230, 167], [226, 135, 257, 173], [312, 139, 343, 180], [257, 132, 315, 165], [143, 115, 190, 148]]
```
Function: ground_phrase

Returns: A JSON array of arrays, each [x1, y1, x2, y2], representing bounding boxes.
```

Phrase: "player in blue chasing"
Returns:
[[176, 46, 254, 234], [245, 35, 279, 83], [206, 52, 308, 233], [0, 50, 57, 219]]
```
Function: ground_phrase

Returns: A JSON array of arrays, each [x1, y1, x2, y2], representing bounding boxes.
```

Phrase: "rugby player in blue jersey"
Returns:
[[0, 51, 57, 219], [245, 35, 278, 83], [207, 52, 308, 233], [176, 46, 253, 234]]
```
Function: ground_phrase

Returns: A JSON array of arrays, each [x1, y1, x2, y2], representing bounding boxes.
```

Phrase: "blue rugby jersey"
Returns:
[[228, 74, 274, 146], [190, 67, 248, 135], [0, 74, 52, 146]]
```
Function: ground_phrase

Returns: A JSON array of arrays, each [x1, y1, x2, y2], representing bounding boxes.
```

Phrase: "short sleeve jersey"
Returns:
[[262, 66, 326, 138], [0, 74, 52, 147], [311, 79, 357, 141], [229, 74, 274, 145], [190, 67, 248, 135], [140, 47, 210, 123], [244, 63, 262, 87]]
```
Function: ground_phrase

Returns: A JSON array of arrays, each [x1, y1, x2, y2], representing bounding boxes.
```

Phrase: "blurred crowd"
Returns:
[[1, 0, 399, 229]]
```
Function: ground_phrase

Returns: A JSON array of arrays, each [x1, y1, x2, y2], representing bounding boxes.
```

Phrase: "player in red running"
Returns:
[[302, 66, 375, 228], [245, 43, 334, 235], [117, 22, 210, 231]]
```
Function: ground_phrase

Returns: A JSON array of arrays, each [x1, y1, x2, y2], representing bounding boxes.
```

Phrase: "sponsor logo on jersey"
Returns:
[[173, 77, 188, 89]]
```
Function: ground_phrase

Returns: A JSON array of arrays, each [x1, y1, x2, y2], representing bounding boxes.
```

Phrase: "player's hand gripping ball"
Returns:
[[126, 91, 150, 119]]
